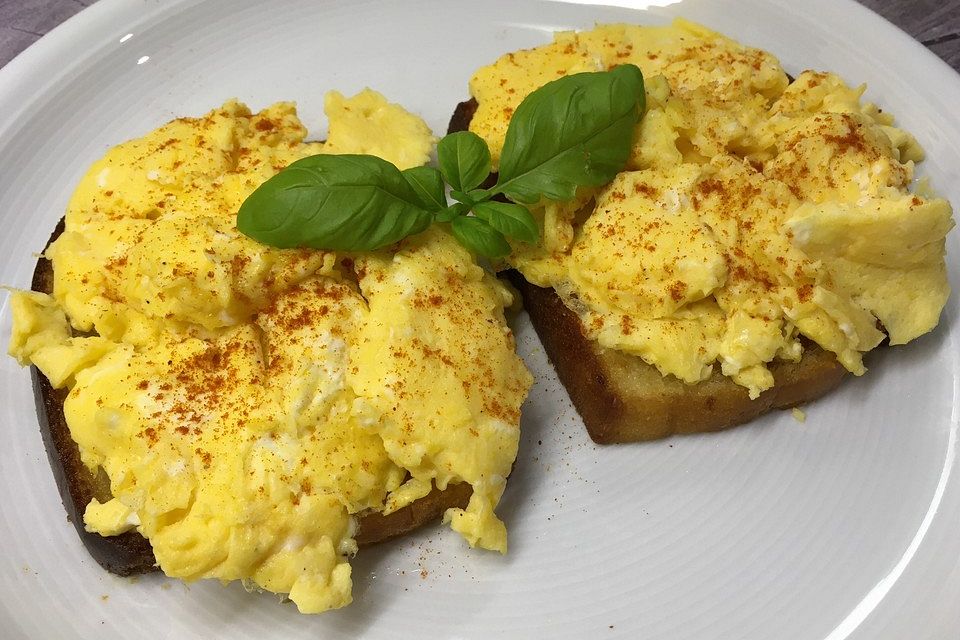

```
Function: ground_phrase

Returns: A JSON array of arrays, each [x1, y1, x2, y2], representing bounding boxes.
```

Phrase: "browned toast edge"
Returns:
[[506, 271, 847, 443]]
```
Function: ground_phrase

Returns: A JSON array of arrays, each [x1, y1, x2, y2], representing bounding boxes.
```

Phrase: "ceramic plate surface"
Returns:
[[0, 1, 958, 638]]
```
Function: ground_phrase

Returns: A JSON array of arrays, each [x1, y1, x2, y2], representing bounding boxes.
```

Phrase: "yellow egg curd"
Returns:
[[469, 18, 952, 398], [8, 91, 531, 613]]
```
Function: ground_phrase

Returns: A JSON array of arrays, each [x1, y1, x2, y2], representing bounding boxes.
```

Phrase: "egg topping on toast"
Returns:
[[9, 93, 531, 613], [469, 19, 952, 397]]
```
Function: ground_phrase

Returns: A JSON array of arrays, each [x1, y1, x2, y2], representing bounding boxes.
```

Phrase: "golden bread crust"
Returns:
[[505, 271, 847, 443]]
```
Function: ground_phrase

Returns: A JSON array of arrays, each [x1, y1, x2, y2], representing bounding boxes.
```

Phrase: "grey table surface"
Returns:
[[1, 0, 959, 72]]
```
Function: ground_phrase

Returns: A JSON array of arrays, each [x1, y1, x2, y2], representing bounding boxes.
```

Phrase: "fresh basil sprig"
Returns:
[[438, 131, 491, 193], [451, 215, 512, 258], [495, 64, 645, 204], [236, 154, 433, 250], [402, 165, 447, 212], [237, 64, 645, 258]]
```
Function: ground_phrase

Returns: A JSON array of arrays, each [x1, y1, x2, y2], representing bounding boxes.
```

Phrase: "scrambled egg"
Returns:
[[470, 19, 953, 397], [8, 91, 531, 613]]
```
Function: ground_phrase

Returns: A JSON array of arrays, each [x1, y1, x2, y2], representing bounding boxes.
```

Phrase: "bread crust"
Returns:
[[449, 98, 848, 444], [31, 220, 471, 576], [506, 272, 847, 443]]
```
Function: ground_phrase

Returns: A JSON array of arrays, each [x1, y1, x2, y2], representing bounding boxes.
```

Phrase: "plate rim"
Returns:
[[0, 1, 958, 639]]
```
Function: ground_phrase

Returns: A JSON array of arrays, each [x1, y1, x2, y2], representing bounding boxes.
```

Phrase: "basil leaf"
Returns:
[[237, 154, 432, 251], [473, 201, 539, 244], [438, 131, 492, 192], [495, 64, 645, 204], [450, 189, 477, 206], [450, 216, 511, 258], [435, 202, 470, 223], [467, 188, 490, 202], [402, 165, 447, 212]]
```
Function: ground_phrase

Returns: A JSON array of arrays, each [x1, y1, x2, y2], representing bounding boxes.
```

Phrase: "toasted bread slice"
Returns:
[[448, 98, 848, 443], [31, 219, 472, 576], [505, 272, 846, 443]]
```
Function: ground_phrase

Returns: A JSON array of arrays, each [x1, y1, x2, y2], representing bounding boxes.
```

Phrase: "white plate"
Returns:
[[1, 1, 958, 638]]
